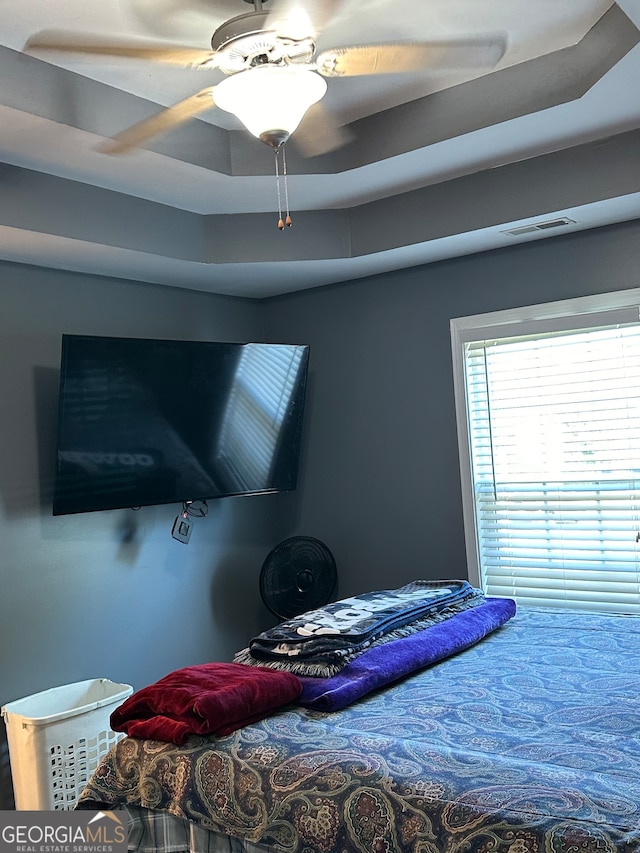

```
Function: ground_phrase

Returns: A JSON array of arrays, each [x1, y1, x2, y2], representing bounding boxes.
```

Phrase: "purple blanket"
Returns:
[[297, 596, 516, 711]]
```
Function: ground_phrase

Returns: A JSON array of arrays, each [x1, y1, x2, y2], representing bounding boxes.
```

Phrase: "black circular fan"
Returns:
[[260, 536, 337, 620]]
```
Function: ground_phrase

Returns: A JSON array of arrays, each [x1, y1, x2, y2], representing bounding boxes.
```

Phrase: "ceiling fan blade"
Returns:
[[292, 101, 353, 157], [101, 86, 216, 154], [25, 31, 218, 69], [267, 0, 348, 40], [317, 36, 507, 77]]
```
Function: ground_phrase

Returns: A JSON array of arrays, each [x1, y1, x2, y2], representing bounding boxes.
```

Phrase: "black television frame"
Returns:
[[52, 334, 310, 516]]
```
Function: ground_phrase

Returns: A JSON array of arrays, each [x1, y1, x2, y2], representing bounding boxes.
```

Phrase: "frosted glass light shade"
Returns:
[[214, 66, 327, 139]]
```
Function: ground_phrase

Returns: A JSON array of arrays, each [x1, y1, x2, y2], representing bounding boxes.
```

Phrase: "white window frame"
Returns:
[[451, 286, 640, 593]]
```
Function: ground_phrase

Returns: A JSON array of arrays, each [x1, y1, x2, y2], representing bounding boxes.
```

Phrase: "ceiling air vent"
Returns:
[[502, 217, 576, 237]]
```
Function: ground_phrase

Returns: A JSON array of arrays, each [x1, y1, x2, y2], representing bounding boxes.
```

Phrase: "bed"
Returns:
[[76, 597, 640, 853]]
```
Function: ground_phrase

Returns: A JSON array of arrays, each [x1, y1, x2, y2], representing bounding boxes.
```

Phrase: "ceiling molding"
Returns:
[[2, 128, 639, 266], [1, 0, 639, 296]]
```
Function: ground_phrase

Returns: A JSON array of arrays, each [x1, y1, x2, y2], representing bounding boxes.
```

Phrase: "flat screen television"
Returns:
[[52, 334, 310, 515]]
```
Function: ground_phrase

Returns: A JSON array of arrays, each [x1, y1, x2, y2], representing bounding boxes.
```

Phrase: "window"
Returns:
[[451, 291, 640, 614]]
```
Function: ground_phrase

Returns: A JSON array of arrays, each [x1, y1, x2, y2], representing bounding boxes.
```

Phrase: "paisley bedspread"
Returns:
[[77, 607, 640, 852]]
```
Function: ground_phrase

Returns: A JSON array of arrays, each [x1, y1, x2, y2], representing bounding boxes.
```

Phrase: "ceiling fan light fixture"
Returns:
[[214, 65, 327, 146]]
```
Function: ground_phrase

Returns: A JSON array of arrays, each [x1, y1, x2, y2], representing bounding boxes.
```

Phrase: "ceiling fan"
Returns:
[[24, 0, 508, 157]]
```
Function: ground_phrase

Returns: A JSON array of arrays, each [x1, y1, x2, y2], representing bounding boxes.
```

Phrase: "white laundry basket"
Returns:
[[2, 678, 132, 810]]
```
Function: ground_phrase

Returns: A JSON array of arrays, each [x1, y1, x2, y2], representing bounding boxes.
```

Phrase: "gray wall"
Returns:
[[0, 262, 296, 807], [262, 220, 640, 599]]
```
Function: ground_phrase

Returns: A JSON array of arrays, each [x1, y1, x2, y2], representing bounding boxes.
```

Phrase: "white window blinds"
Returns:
[[461, 320, 640, 614]]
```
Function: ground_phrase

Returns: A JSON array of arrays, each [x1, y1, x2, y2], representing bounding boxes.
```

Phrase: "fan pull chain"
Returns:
[[274, 148, 284, 230], [282, 144, 292, 228], [274, 146, 292, 230]]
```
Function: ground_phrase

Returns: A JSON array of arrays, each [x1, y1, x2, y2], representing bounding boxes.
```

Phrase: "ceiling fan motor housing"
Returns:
[[211, 10, 272, 52], [211, 10, 316, 74]]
